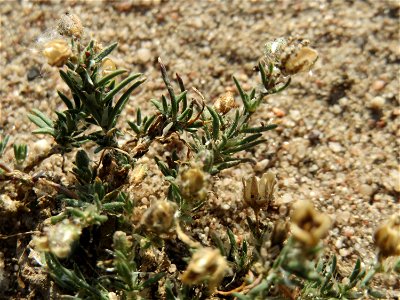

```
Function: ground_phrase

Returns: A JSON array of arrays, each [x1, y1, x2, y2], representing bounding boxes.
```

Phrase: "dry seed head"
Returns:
[[290, 200, 331, 247], [181, 167, 205, 194], [141, 200, 177, 234], [283, 46, 318, 75], [42, 39, 72, 67], [242, 171, 276, 211], [35, 220, 81, 258], [213, 91, 237, 115], [181, 247, 228, 291], [271, 220, 289, 247], [374, 214, 400, 259], [179, 165, 208, 202], [131, 164, 148, 185], [57, 13, 83, 39], [113, 231, 132, 251]]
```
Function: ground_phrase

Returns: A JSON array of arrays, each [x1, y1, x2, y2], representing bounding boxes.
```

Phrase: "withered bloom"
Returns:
[[179, 166, 208, 202], [242, 171, 276, 212], [42, 39, 72, 67], [181, 167, 205, 194], [290, 200, 331, 247], [181, 248, 228, 291], [271, 220, 289, 247], [101, 58, 117, 77], [141, 200, 177, 234], [213, 91, 237, 115], [264, 38, 318, 76], [374, 214, 400, 259], [34, 220, 81, 258]]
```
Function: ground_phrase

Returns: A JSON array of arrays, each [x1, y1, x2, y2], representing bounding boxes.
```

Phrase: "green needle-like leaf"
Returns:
[[96, 69, 127, 87], [207, 106, 220, 140], [108, 78, 146, 129], [102, 73, 143, 104], [94, 42, 118, 62], [57, 91, 74, 109]]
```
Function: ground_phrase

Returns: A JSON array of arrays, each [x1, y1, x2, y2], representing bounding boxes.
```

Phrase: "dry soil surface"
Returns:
[[0, 0, 399, 299]]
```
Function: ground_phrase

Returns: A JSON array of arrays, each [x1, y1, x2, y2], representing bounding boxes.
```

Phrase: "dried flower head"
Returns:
[[181, 167, 205, 194], [113, 231, 132, 252], [179, 166, 208, 201], [290, 200, 331, 247], [374, 214, 400, 259], [213, 91, 237, 115], [264, 38, 318, 76], [141, 200, 177, 234], [33, 220, 81, 258], [101, 58, 117, 78], [271, 220, 289, 247], [57, 13, 83, 39], [181, 248, 228, 291], [242, 171, 276, 212], [42, 39, 72, 67]]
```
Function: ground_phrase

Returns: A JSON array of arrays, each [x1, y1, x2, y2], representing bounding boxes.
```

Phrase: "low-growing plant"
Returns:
[[0, 14, 398, 300]]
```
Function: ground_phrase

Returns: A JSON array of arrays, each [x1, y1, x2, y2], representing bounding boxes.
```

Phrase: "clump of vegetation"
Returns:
[[0, 14, 398, 300]]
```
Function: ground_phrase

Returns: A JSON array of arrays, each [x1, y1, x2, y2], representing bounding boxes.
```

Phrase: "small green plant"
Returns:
[[0, 14, 397, 300]]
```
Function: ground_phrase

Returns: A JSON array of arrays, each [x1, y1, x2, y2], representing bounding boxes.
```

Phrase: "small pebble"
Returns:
[[34, 139, 51, 152], [339, 248, 350, 257], [308, 130, 322, 145], [371, 80, 386, 92], [221, 203, 230, 210], [272, 107, 285, 117], [280, 193, 293, 204], [359, 184, 373, 196], [369, 96, 385, 110], [136, 48, 152, 64], [168, 264, 177, 273], [278, 205, 287, 216], [328, 142, 343, 153], [27, 66, 40, 81]]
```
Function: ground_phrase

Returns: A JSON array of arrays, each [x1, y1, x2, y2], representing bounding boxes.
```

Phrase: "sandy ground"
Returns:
[[0, 0, 399, 298]]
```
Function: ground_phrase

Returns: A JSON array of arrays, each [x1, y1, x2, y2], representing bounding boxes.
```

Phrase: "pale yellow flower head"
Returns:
[[42, 39, 72, 67]]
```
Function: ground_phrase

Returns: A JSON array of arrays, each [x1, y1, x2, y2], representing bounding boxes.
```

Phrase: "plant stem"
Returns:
[[24, 145, 62, 173]]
